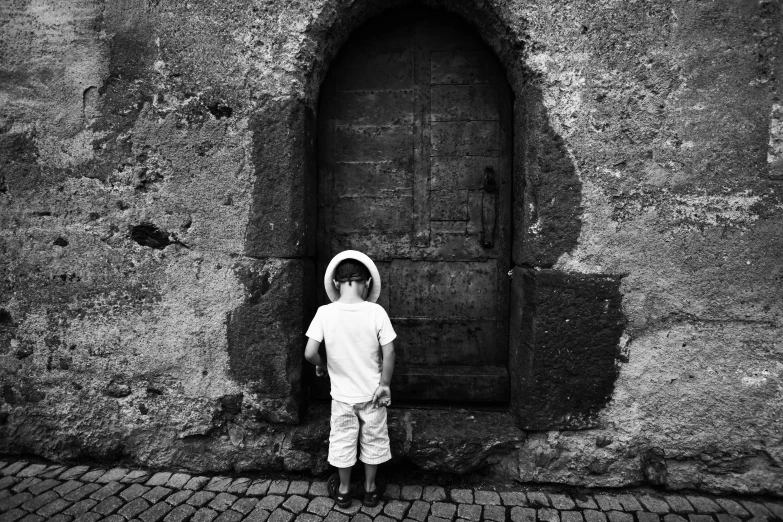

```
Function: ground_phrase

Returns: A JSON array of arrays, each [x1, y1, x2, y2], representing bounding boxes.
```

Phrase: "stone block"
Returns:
[[206, 478, 233, 493], [664, 516, 688, 522], [408, 500, 431, 521], [423, 487, 446, 502], [64, 499, 98, 515], [214, 510, 243, 522], [484, 505, 505, 522], [192, 507, 219, 522], [92, 496, 124, 515], [98, 469, 128, 483], [432, 502, 457, 519], [122, 471, 152, 484], [617, 494, 642, 512], [686, 497, 721, 514], [35, 498, 71, 518], [18, 465, 48, 478], [526, 492, 548, 508], [606, 512, 633, 522], [538, 508, 560, 522], [188, 492, 218, 507], [562, 512, 584, 522], [386, 485, 401, 500], [738, 502, 773, 518], [385, 500, 411, 520], [258, 496, 285, 511], [458, 504, 481, 521], [583, 511, 606, 522], [248, 480, 272, 497], [91, 482, 125, 501], [233, 497, 260, 514], [511, 508, 536, 522], [79, 469, 107, 482], [549, 494, 575, 510], [147, 473, 172, 487], [323, 512, 348, 522], [226, 478, 251, 495], [1, 463, 28, 476], [139, 501, 174, 522], [309, 482, 328, 497], [638, 514, 660, 522], [165, 504, 197, 522], [247, 507, 272, 522], [715, 500, 747, 517], [184, 477, 211, 491], [246, 96, 317, 258], [664, 497, 694, 514], [474, 491, 500, 506], [59, 467, 89, 481], [166, 490, 194, 506], [715, 516, 741, 522], [638, 496, 670, 514], [12, 478, 40, 493], [269, 508, 295, 522], [123, 484, 152, 501], [402, 486, 423, 501], [353, 515, 373, 522], [687, 516, 714, 522], [283, 495, 309, 514], [288, 481, 310, 495], [451, 490, 473, 504], [0, 492, 32, 512], [573, 493, 598, 509], [166, 474, 191, 489], [294, 515, 322, 522], [763, 503, 783, 519], [509, 268, 624, 430], [28, 479, 60, 495], [144, 486, 173, 503], [307, 497, 334, 516], [118, 498, 152, 519], [208, 492, 238, 511], [21, 491, 59, 512]]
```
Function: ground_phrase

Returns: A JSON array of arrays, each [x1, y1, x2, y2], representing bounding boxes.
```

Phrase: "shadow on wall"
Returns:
[[242, 0, 626, 431]]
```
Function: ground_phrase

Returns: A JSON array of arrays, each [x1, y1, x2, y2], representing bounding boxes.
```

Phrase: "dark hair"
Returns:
[[334, 259, 371, 283]]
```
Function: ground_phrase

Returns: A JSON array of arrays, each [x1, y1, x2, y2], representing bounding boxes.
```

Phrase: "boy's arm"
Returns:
[[304, 338, 327, 376], [372, 341, 395, 406]]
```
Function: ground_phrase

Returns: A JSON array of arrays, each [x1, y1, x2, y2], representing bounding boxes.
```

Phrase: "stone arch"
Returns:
[[241, 0, 623, 429]]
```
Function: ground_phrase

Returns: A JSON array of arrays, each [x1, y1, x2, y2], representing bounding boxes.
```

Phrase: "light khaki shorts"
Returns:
[[328, 399, 392, 467]]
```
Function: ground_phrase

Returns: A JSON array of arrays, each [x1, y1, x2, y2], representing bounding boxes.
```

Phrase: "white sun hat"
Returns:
[[324, 250, 382, 303]]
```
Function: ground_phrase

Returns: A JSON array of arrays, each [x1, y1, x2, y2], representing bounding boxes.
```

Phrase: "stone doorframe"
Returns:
[[242, 0, 625, 429]]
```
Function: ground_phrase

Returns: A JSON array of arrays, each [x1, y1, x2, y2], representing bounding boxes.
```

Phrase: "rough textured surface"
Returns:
[[0, 0, 782, 497], [509, 268, 625, 430]]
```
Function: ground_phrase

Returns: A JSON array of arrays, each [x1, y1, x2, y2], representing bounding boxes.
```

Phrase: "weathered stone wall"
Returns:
[[0, 0, 781, 496]]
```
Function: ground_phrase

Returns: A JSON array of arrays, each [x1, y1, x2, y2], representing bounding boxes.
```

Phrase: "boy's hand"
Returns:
[[372, 385, 391, 407], [315, 364, 327, 377]]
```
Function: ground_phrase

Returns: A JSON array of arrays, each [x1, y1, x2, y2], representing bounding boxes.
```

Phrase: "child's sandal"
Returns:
[[362, 478, 385, 507], [362, 488, 381, 507], [328, 473, 352, 508]]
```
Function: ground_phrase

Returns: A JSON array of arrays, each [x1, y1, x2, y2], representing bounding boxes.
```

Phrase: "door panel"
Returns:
[[317, 6, 512, 403]]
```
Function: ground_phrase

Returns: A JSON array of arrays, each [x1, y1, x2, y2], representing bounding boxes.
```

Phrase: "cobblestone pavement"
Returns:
[[0, 460, 781, 522]]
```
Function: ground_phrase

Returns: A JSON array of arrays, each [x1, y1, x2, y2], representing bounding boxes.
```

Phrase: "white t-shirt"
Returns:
[[306, 301, 397, 404]]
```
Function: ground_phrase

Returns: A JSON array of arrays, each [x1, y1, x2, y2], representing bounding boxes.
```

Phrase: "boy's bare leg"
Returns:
[[338, 466, 351, 495], [363, 463, 378, 492]]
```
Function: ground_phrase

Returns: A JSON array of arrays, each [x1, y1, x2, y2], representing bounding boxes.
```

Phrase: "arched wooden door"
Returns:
[[316, 5, 512, 403]]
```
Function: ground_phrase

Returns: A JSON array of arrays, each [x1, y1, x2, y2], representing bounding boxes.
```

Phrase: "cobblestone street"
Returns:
[[0, 460, 780, 522]]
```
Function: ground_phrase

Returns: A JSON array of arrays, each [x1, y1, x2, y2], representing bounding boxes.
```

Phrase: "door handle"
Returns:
[[482, 167, 497, 248]]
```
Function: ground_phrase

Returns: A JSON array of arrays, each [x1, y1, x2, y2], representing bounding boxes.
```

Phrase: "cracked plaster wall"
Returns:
[[0, 0, 782, 496]]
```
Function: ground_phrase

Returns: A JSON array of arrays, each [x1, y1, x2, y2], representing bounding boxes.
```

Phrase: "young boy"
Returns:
[[304, 250, 396, 508]]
